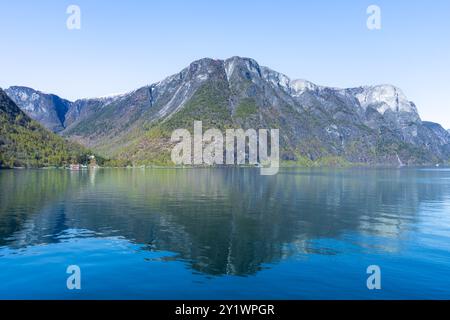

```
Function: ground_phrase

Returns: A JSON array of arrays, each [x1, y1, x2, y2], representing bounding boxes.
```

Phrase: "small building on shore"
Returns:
[[70, 164, 80, 170]]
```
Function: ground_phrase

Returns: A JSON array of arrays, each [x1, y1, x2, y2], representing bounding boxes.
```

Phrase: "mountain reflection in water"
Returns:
[[1, 168, 449, 299]]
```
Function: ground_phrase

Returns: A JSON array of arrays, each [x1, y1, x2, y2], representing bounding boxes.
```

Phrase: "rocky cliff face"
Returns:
[[6, 57, 450, 165], [5, 86, 72, 132]]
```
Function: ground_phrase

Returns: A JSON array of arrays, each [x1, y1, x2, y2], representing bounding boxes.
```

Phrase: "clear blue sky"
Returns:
[[1, 0, 449, 127]]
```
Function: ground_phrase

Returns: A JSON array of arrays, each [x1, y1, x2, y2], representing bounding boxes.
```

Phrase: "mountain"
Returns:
[[0, 88, 91, 168], [6, 57, 450, 165], [5, 86, 72, 132], [422, 121, 450, 146]]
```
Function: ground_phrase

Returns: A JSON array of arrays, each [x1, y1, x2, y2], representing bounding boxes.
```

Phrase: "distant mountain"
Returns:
[[6, 57, 450, 165], [5, 86, 72, 132], [0, 88, 91, 168]]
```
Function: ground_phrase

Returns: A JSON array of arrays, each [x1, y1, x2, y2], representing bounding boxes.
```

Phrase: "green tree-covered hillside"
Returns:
[[0, 88, 92, 168]]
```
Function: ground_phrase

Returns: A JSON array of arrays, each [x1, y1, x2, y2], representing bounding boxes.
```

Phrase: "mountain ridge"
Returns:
[[6, 57, 424, 130], [5, 56, 450, 166]]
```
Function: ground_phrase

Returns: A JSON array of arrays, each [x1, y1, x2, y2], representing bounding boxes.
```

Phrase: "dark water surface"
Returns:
[[0, 168, 449, 299]]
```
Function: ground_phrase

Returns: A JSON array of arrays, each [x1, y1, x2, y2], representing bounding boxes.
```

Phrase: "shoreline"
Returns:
[[1, 163, 448, 171]]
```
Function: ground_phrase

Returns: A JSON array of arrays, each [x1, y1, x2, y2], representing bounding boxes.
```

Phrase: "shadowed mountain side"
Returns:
[[0, 88, 92, 168]]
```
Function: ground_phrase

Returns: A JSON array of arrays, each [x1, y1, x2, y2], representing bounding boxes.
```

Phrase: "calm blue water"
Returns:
[[0, 168, 449, 299]]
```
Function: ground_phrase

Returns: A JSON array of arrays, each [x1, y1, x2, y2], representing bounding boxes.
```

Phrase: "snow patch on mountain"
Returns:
[[353, 85, 416, 114], [224, 59, 236, 81], [260, 66, 291, 91], [290, 79, 318, 95]]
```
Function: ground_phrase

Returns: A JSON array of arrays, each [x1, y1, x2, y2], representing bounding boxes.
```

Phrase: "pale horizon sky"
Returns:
[[0, 0, 449, 127]]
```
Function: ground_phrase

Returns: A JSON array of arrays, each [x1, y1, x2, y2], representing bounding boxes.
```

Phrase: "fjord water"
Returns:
[[0, 168, 449, 299]]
